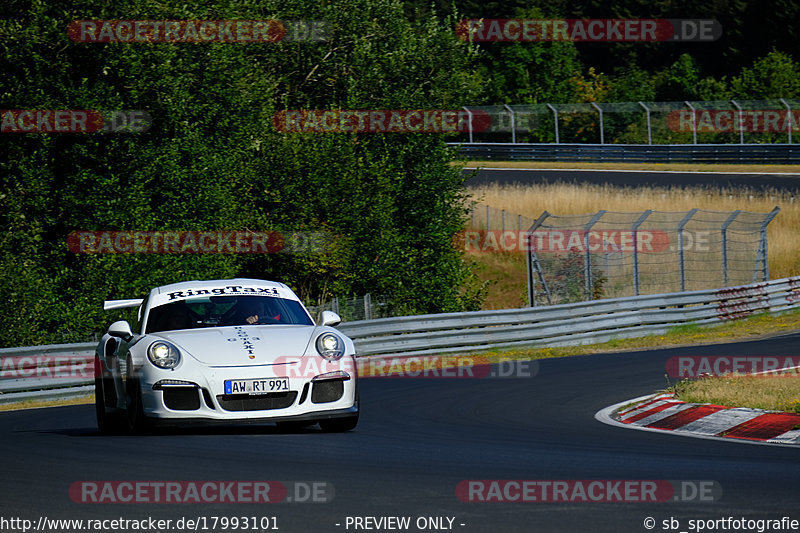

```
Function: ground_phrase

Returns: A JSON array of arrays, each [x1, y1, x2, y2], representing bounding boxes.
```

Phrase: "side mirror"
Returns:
[[108, 320, 134, 342], [318, 310, 341, 327]]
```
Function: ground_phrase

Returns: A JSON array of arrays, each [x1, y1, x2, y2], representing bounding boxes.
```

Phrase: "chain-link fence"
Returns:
[[527, 209, 780, 305], [466, 205, 780, 306], [460, 99, 800, 145], [306, 294, 393, 322], [469, 203, 539, 233]]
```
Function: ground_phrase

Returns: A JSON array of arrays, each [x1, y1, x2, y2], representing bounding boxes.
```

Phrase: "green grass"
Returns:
[[0, 395, 92, 412]]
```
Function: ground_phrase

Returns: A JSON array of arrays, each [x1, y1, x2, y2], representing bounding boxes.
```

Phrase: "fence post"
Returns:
[[632, 210, 652, 296], [781, 98, 793, 144], [332, 297, 340, 315], [503, 104, 516, 144], [731, 100, 744, 145], [547, 104, 559, 144], [685, 101, 697, 145], [591, 102, 604, 144], [364, 293, 372, 321], [527, 211, 552, 307], [463, 106, 474, 144], [583, 211, 606, 299], [754, 236, 766, 283], [721, 210, 741, 287], [486, 204, 490, 231], [678, 209, 698, 291], [639, 102, 651, 145], [502, 210, 506, 232], [754, 207, 781, 281]]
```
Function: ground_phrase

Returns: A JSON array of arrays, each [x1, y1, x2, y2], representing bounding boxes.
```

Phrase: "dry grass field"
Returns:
[[462, 167, 800, 413], [675, 374, 800, 414], [465, 182, 800, 309]]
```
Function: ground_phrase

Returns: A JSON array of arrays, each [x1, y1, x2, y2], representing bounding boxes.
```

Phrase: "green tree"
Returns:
[[0, 0, 486, 347], [731, 50, 800, 99]]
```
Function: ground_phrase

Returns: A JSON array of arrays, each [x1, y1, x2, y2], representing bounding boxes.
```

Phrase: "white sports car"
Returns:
[[95, 278, 359, 433]]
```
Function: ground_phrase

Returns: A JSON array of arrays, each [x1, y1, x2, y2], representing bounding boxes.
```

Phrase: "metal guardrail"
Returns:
[[0, 343, 95, 404], [338, 276, 800, 356], [452, 143, 800, 164], [2, 277, 799, 403]]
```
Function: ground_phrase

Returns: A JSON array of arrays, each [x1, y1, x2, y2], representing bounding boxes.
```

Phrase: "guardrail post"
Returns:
[[503, 104, 516, 144], [502, 210, 506, 232], [685, 101, 697, 145], [583, 211, 606, 300], [639, 102, 652, 145], [591, 102, 604, 145], [547, 104, 559, 144], [678, 209, 698, 291], [781, 98, 793, 144], [731, 100, 744, 145], [486, 204, 490, 231], [721, 210, 741, 287], [632, 210, 652, 296]]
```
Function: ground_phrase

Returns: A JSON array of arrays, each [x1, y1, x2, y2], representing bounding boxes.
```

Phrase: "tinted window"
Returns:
[[146, 295, 314, 333]]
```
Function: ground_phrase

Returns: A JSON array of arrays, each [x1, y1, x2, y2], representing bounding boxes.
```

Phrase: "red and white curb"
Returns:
[[595, 393, 800, 447]]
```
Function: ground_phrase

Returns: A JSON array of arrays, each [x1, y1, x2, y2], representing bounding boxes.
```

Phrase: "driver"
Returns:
[[227, 297, 265, 325], [164, 301, 194, 330]]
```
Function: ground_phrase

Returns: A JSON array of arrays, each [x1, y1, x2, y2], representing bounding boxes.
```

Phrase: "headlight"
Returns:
[[316, 332, 344, 361], [147, 341, 181, 369]]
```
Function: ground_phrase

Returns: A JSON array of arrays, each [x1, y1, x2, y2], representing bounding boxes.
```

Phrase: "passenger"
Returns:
[[164, 302, 194, 330]]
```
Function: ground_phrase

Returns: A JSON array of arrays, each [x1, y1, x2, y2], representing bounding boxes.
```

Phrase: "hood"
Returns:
[[154, 325, 317, 366]]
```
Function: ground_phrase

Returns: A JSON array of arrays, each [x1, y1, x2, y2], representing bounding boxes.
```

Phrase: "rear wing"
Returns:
[[103, 299, 143, 311]]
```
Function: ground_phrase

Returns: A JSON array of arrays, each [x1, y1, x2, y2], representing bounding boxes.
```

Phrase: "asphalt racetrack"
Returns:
[[463, 167, 800, 192], [2, 332, 799, 533]]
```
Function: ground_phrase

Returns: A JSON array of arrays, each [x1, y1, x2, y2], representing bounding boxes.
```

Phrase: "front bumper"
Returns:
[[137, 359, 358, 422], [145, 406, 360, 427]]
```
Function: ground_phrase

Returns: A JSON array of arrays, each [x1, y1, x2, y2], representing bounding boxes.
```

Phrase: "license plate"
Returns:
[[224, 377, 289, 395]]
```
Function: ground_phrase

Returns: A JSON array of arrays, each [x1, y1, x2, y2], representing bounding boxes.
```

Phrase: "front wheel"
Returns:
[[125, 358, 151, 434], [95, 374, 126, 434]]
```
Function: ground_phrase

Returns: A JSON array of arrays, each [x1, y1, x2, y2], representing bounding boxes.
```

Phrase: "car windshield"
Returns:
[[145, 295, 314, 333]]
